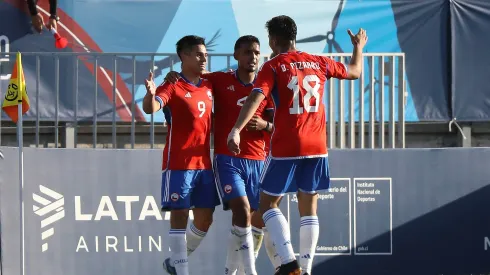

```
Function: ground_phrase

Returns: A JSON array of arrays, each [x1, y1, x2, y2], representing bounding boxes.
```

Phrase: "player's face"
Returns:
[[236, 42, 260, 73], [182, 44, 208, 74]]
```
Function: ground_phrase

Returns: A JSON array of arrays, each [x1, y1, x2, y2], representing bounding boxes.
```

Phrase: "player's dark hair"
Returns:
[[176, 35, 206, 60], [265, 15, 297, 46], [234, 35, 260, 52]]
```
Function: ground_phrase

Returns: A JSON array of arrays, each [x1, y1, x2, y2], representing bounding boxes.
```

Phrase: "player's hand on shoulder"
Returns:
[[246, 115, 267, 131], [144, 71, 157, 96], [227, 128, 241, 155], [347, 28, 368, 48], [165, 71, 180, 84]]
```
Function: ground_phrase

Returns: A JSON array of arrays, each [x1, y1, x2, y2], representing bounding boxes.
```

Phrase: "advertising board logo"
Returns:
[[31, 185, 195, 253], [32, 185, 65, 252]]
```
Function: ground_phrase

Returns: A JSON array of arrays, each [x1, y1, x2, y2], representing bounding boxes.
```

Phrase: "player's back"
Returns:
[[255, 51, 347, 158]]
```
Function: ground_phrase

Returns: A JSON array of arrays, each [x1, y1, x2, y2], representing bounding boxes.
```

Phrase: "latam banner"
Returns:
[[1, 147, 489, 274]]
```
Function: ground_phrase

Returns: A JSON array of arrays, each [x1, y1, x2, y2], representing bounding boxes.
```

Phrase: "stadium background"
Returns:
[[1, 0, 490, 274]]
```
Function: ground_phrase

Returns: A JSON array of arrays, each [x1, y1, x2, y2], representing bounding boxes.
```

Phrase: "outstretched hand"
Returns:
[[145, 72, 156, 95], [347, 28, 368, 48]]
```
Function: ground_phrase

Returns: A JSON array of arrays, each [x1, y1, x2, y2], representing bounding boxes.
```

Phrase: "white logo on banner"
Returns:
[[32, 185, 194, 253], [32, 185, 66, 252]]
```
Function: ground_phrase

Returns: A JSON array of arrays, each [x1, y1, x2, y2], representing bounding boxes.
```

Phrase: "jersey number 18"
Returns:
[[287, 75, 321, 114]]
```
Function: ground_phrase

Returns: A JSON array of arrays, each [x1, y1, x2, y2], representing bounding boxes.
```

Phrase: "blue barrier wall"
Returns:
[[0, 147, 489, 275], [2, 0, 490, 122]]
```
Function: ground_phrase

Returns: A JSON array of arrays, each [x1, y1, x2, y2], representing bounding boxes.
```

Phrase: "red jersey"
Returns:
[[206, 71, 271, 160], [155, 75, 213, 170], [252, 51, 348, 158], [263, 99, 275, 156]]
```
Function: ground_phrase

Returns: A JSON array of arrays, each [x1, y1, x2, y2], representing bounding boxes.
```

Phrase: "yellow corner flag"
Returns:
[[2, 52, 30, 124]]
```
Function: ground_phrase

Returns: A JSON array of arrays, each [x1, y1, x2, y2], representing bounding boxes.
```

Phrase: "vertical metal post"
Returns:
[[131, 55, 136, 149], [378, 56, 385, 148], [338, 57, 345, 148], [368, 56, 375, 148], [74, 56, 79, 148], [397, 55, 406, 148], [93, 57, 98, 148], [150, 56, 155, 148], [358, 55, 365, 148], [54, 56, 59, 148], [388, 56, 396, 148], [328, 78, 335, 148], [348, 79, 355, 148], [35, 56, 40, 147], [112, 56, 117, 148]]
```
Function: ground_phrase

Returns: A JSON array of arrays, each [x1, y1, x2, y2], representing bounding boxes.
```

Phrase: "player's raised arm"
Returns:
[[345, 28, 368, 80]]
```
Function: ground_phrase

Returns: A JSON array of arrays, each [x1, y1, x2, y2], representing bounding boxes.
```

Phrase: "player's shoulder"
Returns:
[[156, 80, 174, 92], [295, 51, 324, 61], [213, 70, 233, 76], [203, 71, 232, 83], [199, 78, 214, 90], [305, 52, 333, 63], [258, 57, 279, 73]]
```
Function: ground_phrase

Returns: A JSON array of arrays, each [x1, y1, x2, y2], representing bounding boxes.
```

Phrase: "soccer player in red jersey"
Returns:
[[164, 35, 276, 275], [143, 35, 220, 275], [228, 16, 368, 275]]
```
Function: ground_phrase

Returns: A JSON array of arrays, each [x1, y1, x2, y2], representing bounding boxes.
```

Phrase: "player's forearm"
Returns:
[[262, 111, 274, 132], [26, 0, 38, 15], [143, 93, 160, 114], [233, 92, 265, 131], [347, 45, 363, 80], [263, 115, 274, 133]]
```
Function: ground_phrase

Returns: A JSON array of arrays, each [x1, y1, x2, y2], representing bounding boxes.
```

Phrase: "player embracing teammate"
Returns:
[[227, 16, 367, 275], [162, 35, 277, 275], [145, 15, 367, 275]]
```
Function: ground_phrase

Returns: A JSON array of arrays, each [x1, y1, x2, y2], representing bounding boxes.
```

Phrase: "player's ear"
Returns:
[[233, 51, 239, 61]]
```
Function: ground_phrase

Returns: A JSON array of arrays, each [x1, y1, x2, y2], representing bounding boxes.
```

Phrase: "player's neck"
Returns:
[[277, 42, 297, 54], [236, 69, 255, 85], [179, 70, 201, 85]]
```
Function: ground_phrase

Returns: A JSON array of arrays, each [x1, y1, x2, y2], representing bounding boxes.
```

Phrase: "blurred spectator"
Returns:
[[26, 0, 59, 33]]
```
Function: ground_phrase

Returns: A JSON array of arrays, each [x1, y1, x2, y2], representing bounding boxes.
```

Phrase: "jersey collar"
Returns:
[[280, 50, 302, 55], [179, 72, 202, 87], [234, 70, 256, 87]]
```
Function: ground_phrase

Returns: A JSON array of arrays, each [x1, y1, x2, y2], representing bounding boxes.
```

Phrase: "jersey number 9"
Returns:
[[197, 101, 206, 117], [287, 75, 321, 114]]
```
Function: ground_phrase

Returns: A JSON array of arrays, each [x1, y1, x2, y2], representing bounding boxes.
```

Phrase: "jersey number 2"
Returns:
[[197, 101, 206, 117], [287, 75, 320, 114]]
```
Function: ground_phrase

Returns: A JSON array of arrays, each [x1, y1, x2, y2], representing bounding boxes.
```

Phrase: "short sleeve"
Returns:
[[320, 56, 348, 79], [252, 61, 276, 98], [155, 81, 174, 108]]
